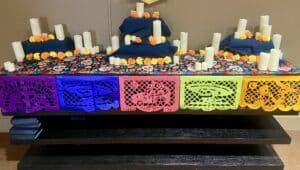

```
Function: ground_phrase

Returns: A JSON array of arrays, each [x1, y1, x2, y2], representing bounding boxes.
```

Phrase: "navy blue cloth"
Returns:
[[120, 17, 171, 38], [220, 35, 274, 55], [22, 37, 74, 54], [109, 42, 177, 58]]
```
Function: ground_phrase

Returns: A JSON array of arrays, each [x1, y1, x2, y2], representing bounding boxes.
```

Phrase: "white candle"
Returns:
[[83, 32, 93, 49], [54, 24, 65, 41], [106, 46, 113, 55], [237, 19, 247, 33], [212, 33, 222, 53], [258, 52, 270, 71], [268, 49, 280, 71], [136, 2, 144, 18], [74, 35, 83, 49], [260, 15, 270, 33], [109, 56, 115, 65], [262, 25, 272, 37], [153, 20, 162, 44], [114, 57, 121, 66], [205, 47, 215, 68], [195, 62, 202, 71], [94, 46, 100, 53], [111, 36, 120, 51], [4, 61, 16, 72], [131, 35, 137, 42], [29, 18, 42, 36], [173, 56, 180, 65], [125, 35, 131, 46], [12, 41, 25, 62], [234, 32, 242, 39], [173, 40, 181, 51], [180, 32, 188, 53], [272, 34, 282, 50], [201, 62, 208, 71]]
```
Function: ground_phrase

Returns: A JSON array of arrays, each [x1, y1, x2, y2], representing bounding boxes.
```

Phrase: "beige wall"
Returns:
[[0, 0, 299, 131]]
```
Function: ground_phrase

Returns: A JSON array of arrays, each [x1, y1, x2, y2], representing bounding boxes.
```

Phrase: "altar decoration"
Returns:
[[119, 76, 180, 112], [56, 76, 119, 112], [180, 76, 243, 111], [240, 76, 300, 112], [0, 76, 59, 113]]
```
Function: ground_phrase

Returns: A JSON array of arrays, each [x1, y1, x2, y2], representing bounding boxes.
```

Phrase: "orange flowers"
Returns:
[[57, 52, 66, 60], [144, 58, 152, 66], [130, 11, 138, 18], [41, 52, 49, 60], [157, 58, 164, 65], [130, 11, 160, 19], [26, 54, 33, 61], [149, 36, 157, 46], [74, 49, 81, 56], [29, 34, 55, 43], [187, 50, 196, 56], [152, 12, 160, 19], [135, 37, 143, 43], [143, 12, 151, 19], [128, 58, 136, 65]]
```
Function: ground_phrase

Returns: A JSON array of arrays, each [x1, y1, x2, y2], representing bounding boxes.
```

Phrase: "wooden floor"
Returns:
[[0, 131, 299, 170]]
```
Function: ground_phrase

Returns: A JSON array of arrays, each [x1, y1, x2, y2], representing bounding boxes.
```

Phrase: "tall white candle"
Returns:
[[212, 33, 222, 53], [12, 41, 25, 62], [106, 46, 113, 55], [205, 47, 214, 68], [74, 35, 83, 49], [124, 35, 131, 46], [173, 40, 181, 51], [258, 52, 270, 71], [54, 24, 65, 41], [272, 34, 282, 50], [260, 15, 270, 33], [83, 32, 93, 49], [268, 49, 280, 71], [180, 32, 188, 53], [262, 25, 272, 37], [29, 18, 42, 36], [111, 36, 120, 51], [237, 19, 247, 33], [136, 2, 144, 18], [201, 62, 208, 71], [4, 61, 16, 72], [153, 20, 162, 44], [195, 62, 202, 71], [173, 56, 180, 65]]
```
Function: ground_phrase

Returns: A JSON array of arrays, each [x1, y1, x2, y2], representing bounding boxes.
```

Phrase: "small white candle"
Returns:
[[195, 62, 202, 71], [237, 19, 247, 33], [173, 56, 180, 65], [54, 24, 65, 41], [29, 18, 42, 36], [205, 47, 215, 68], [258, 52, 270, 71], [234, 32, 242, 39], [12, 41, 25, 62], [4, 61, 16, 72], [106, 46, 113, 55], [212, 33, 222, 53], [272, 34, 282, 50], [173, 40, 181, 51], [153, 20, 162, 44], [111, 36, 120, 51], [180, 32, 188, 53], [109, 56, 115, 65], [136, 2, 144, 18], [125, 35, 131, 46], [260, 15, 270, 33], [114, 57, 121, 66], [94, 46, 100, 53], [268, 49, 280, 71], [131, 35, 137, 42], [74, 35, 83, 49], [201, 62, 208, 71], [262, 25, 272, 37], [83, 32, 93, 49]]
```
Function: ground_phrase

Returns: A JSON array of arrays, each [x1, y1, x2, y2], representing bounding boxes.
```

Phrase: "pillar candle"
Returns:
[[258, 52, 270, 71], [180, 32, 188, 53], [153, 20, 162, 44], [205, 47, 214, 68], [114, 57, 121, 66], [83, 32, 93, 49], [173, 56, 180, 65], [272, 34, 282, 50], [212, 33, 222, 53], [173, 40, 181, 51], [237, 19, 247, 33], [29, 18, 42, 36], [268, 49, 280, 71], [74, 35, 83, 49], [125, 35, 131, 46], [109, 56, 115, 65], [201, 62, 208, 71], [12, 41, 25, 62], [262, 25, 272, 37], [4, 61, 16, 72], [136, 2, 144, 18], [111, 36, 120, 51], [94, 46, 100, 53], [54, 24, 65, 41], [260, 15, 270, 33], [195, 62, 202, 71], [106, 46, 113, 55]]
